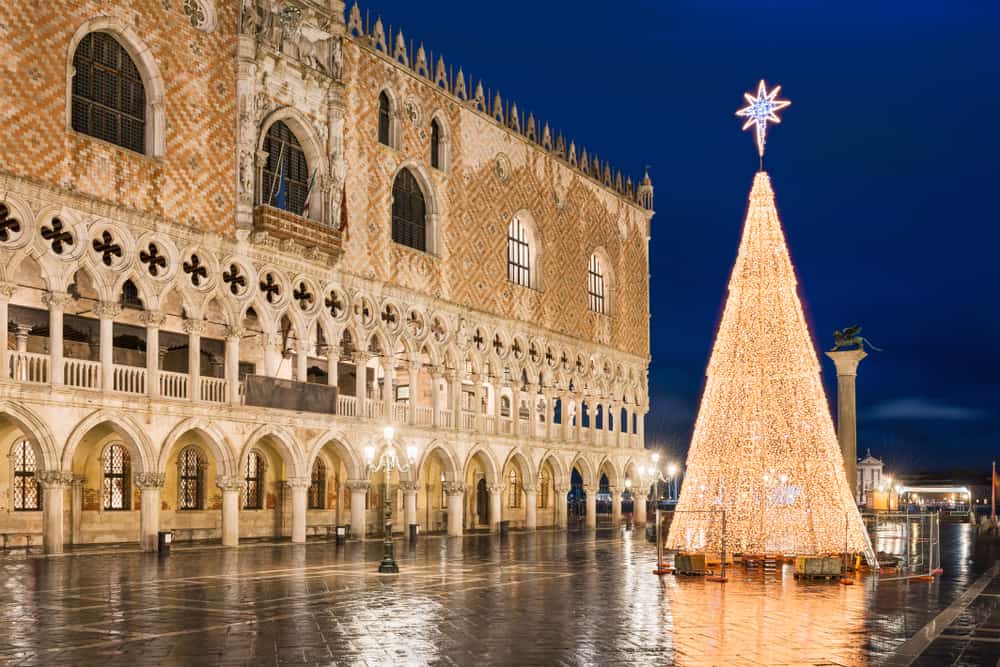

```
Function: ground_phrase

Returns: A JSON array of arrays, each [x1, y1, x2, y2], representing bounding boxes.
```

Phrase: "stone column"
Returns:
[[382, 356, 397, 421], [633, 490, 648, 525], [288, 477, 309, 544], [13, 323, 30, 381], [577, 397, 586, 442], [563, 395, 574, 442], [555, 485, 570, 528], [38, 470, 72, 554], [610, 486, 622, 527], [400, 480, 419, 531], [262, 332, 283, 377], [353, 352, 369, 414], [444, 482, 466, 536], [43, 291, 69, 386], [430, 367, 444, 427], [140, 310, 164, 398], [525, 382, 537, 439], [95, 301, 121, 392], [347, 479, 368, 539], [295, 343, 309, 384], [136, 473, 165, 552], [324, 347, 340, 389], [825, 349, 868, 499], [637, 409, 646, 448], [407, 359, 419, 425], [448, 370, 461, 430], [471, 373, 485, 432], [584, 485, 597, 529], [225, 326, 244, 405], [0, 283, 13, 381], [488, 484, 504, 533], [545, 391, 556, 440], [217, 476, 243, 547], [183, 319, 205, 401], [524, 486, 538, 531], [70, 474, 85, 544]]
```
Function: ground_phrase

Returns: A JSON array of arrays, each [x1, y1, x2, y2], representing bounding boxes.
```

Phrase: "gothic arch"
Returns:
[[597, 456, 621, 488], [569, 453, 596, 489], [66, 17, 167, 157], [157, 417, 236, 478], [502, 447, 536, 489], [304, 431, 362, 481], [391, 160, 441, 255], [0, 401, 60, 472], [464, 443, 500, 484], [537, 450, 568, 490], [257, 108, 329, 222], [62, 410, 155, 474], [240, 424, 304, 478]]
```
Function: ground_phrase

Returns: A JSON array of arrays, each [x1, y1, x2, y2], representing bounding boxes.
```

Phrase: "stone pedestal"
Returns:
[[825, 349, 867, 501]]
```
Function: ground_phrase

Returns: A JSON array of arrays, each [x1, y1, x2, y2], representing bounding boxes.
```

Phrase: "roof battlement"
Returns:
[[344, 2, 654, 212]]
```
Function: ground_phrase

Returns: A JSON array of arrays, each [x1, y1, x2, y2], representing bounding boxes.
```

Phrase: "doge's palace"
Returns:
[[0, 0, 654, 553]]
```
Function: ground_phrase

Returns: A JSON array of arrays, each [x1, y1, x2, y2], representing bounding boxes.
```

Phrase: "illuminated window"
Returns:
[[102, 443, 131, 510], [588, 253, 606, 314], [309, 459, 326, 510], [12, 440, 40, 511], [178, 446, 203, 510], [507, 216, 532, 288], [391, 168, 427, 251], [71, 32, 146, 153], [508, 469, 521, 509], [261, 121, 310, 216], [244, 450, 264, 509]]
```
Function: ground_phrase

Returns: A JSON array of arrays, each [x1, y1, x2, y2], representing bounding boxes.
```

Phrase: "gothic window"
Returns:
[[261, 121, 310, 216], [507, 216, 532, 288], [244, 450, 264, 510], [309, 459, 326, 510], [539, 471, 550, 509], [430, 118, 442, 169], [508, 469, 521, 509], [121, 279, 143, 309], [500, 395, 511, 418], [588, 253, 606, 315], [12, 440, 40, 511], [378, 91, 391, 146], [102, 443, 131, 511], [178, 446, 203, 510], [71, 32, 146, 154], [391, 168, 427, 251]]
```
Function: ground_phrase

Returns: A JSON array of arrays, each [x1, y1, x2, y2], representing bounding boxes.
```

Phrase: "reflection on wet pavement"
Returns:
[[0, 523, 996, 665]]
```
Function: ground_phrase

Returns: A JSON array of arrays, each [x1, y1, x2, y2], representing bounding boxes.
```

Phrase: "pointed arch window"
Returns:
[[430, 118, 442, 169], [12, 440, 41, 511], [71, 32, 146, 153], [378, 91, 391, 146], [178, 446, 203, 510], [588, 253, 606, 314], [309, 459, 326, 509], [508, 469, 522, 509], [261, 120, 310, 216], [103, 443, 131, 510], [391, 168, 427, 251], [244, 450, 264, 509], [507, 216, 532, 288]]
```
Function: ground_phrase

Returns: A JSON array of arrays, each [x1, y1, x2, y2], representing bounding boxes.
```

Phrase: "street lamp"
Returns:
[[640, 461, 675, 576], [364, 425, 417, 574]]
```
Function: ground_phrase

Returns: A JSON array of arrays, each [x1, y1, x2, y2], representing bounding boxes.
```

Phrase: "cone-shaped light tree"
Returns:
[[666, 170, 874, 562]]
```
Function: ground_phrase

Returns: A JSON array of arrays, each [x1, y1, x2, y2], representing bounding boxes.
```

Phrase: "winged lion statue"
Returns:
[[830, 325, 882, 352]]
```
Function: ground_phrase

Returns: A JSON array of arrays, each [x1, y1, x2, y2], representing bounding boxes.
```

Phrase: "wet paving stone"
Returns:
[[0, 524, 998, 665]]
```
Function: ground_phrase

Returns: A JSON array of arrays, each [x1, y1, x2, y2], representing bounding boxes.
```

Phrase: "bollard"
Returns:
[[157, 530, 172, 555]]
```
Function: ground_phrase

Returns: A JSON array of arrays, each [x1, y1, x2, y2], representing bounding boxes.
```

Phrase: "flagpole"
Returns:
[[266, 141, 286, 207], [991, 461, 995, 522]]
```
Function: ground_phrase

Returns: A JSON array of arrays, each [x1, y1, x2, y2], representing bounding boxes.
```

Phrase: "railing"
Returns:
[[461, 411, 476, 430], [439, 409, 453, 428], [518, 419, 529, 437], [414, 406, 433, 426], [482, 415, 495, 434], [64, 358, 100, 390], [200, 377, 227, 403], [499, 417, 513, 435], [10, 351, 48, 384], [338, 394, 358, 417], [113, 365, 146, 395], [363, 399, 384, 420], [392, 403, 408, 423], [160, 370, 188, 400]]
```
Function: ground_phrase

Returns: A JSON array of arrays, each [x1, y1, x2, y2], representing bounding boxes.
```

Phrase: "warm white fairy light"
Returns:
[[736, 80, 791, 158], [666, 171, 874, 563]]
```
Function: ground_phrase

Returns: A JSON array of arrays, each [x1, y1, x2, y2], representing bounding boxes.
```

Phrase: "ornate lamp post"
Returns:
[[364, 426, 417, 574], [640, 460, 673, 576]]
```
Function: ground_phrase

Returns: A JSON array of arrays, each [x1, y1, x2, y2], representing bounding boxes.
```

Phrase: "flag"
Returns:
[[265, 141, 286, 209], [338, 183, 349, 242], [273, 151, 288, 211], [301, 168, 318, 219]]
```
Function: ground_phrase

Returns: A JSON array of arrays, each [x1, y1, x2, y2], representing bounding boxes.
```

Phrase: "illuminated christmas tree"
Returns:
[[666, 82, 874, 562]]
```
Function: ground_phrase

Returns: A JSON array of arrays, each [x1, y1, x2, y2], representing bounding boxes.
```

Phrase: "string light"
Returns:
[[735, 80, 791, 158], [666, 170, 874, 562]]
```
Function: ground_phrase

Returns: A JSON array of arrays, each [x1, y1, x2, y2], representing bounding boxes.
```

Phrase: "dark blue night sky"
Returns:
[[364, 1, 1000, 472]]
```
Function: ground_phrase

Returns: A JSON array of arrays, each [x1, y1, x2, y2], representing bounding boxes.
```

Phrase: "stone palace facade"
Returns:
[[0, 0, 654, 553]]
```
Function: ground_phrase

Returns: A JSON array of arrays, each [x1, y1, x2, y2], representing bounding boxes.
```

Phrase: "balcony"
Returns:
[[253, 205, 343, 260]]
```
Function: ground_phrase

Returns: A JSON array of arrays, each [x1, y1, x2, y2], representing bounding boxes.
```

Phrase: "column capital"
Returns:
[[37, 470, 74, 489], [429, 365, 445, 380], [522, 484, 538, 495], [352, 351, 370, 366], [94, 301, 123, 320], [216, 476, 245, 492], [345, 478, 370, 491], [225, 325, 246, 340], [442, 481, 466, 496], [399, 480, 420, 493], [139, 310, 166, 327], [555, 484, 571, 495], [135, 472, 166, 490], [42, 291, 71, 309], [183, 318, 208, 335], [487, 484, 506, 495], [14, 323, 32, 337], [824, 349, 868, 376], [285, 477, 311, 490], [0, 282, 15, 299]]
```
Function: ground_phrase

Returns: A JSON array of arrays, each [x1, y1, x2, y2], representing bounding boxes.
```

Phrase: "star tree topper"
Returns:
[[736, 80, 791, 158]]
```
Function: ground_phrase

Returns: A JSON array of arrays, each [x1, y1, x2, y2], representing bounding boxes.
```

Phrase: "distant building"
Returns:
[[857, 449, 884, 505]]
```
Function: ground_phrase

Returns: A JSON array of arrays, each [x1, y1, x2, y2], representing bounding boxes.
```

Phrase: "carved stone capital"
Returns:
[[94, 301, 122, 320], [631, 488, 649, 499], [225, 325, 246, 340], [0, 282, 16, 299], [555, 485, 571, 495], [442, 481, 466, 496], [522, 485, 538, 495], [183, 318, 208, 335], [42, 291, 71, 309], [487, 484, 506, 495], [135, 472, 166, 490], [216, 476, 245, 493], [345, 479, 370, 492], [139, 310, 166, 327], [398, 480, 420, 493], [285, 477, 311, 490], [37, 470, 74, 489]]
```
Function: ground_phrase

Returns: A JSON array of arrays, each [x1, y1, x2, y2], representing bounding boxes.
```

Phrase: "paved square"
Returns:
[[0, 524, 995, 665]]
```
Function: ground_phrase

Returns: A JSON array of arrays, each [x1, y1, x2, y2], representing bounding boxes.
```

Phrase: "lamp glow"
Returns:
[[383, 426, 395, 442], [735, 79, 791, 158], [364, 445, 375, 464]]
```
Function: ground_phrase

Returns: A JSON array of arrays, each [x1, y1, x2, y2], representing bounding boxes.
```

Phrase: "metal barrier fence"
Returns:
[[862, 511, 941, 580]]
